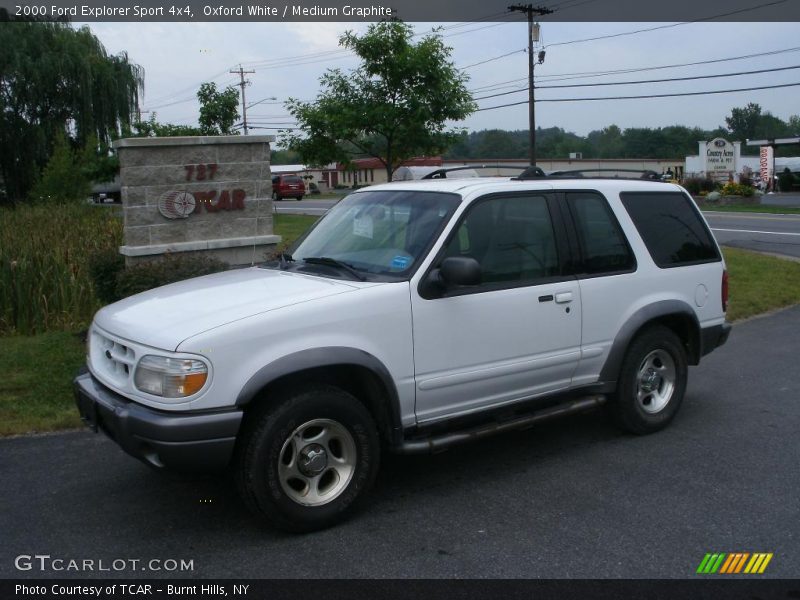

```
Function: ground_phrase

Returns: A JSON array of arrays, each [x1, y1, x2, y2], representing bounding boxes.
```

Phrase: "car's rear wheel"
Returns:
[[235, 384, 380, 532], [296, 195, 303, 201], [608, 325, 688, 435], [272, 191, 281, 201]]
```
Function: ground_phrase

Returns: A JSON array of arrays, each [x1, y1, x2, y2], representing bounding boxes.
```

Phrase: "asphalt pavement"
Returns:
[[2, 306, 799, 579], [705, 211, 800, 259]]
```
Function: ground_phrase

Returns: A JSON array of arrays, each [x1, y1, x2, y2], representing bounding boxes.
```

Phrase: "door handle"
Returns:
[[555, 292, 573, 304]]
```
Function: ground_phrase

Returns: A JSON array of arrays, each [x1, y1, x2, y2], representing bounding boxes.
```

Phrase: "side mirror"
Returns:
[[420, 257, 481, 298], [440, 256, 481, 287]]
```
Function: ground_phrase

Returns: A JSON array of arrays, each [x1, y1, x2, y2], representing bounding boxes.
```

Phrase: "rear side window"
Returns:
[[566, 192, 635, 275], [620, 192, 720, 267]]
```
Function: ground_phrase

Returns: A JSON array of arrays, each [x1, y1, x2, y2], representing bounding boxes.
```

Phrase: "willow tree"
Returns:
[[284, 21, 476, 181], [0, 20, 144, 200]]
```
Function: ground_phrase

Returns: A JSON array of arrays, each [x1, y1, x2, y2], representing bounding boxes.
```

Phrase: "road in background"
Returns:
[[273, 198, 338, 216], [2, 306, 799, 579], [704, 212, 800, 259]]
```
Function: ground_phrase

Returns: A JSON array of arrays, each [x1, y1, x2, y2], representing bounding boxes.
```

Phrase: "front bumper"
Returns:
[[74, 371, 242, 471]]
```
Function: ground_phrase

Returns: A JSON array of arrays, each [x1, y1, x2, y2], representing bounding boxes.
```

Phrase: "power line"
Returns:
[[469, 45, 800, 92], [538, 81, 800, 102], [475, 81, 800, 110], [472, 64, 800, 100], [460, 49, 526, 70], [545, 0, 789, 48]]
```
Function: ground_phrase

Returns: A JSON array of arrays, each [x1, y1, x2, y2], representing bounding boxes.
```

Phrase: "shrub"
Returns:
[[115, 253, 228, 300], [778, 168, 795, 192], [720, 182, 755, 197], [88, 251, 125, 304], [682, 177, 718, 195]]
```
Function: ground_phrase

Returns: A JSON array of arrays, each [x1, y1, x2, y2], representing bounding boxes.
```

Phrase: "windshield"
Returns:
[[289, 190, 460, 279]]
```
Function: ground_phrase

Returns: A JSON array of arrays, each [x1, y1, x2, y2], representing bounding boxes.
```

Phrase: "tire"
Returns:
[[296, 195, 303, 201], [607, 325, 688, 435], [235, 384, 380, 532], [272, 191, 281, 201]]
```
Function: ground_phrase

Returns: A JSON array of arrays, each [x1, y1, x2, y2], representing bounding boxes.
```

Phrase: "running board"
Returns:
[[396, 395, 606, 455]]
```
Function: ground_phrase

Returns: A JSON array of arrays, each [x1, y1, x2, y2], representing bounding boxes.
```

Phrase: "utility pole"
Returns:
[[230, 65, 255, 135], [508, 4, 552, 166]]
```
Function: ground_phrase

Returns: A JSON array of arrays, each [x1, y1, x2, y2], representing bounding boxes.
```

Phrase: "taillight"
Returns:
[[721, 270, 729, 312]]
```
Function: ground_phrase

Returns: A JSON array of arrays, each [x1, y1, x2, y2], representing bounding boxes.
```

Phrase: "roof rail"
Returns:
[[421, 164, 546, 179], [515, 167, 663, 181]]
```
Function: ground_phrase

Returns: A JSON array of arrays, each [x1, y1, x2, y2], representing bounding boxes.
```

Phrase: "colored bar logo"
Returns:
[[696, 552, 773, 574]]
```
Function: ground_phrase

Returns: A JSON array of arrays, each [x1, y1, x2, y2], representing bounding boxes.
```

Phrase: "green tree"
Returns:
[[0, 20, 143, 201], [28, 134, 91, 203], [725, 103, 761, 143], [128, 113, 203, 137], [284, 21, 476, 180], [588, 125, 625, 158], [197, 82, 240, 135]]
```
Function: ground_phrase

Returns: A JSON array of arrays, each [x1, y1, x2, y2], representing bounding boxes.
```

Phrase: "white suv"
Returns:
[[75, 174, 731, 531]]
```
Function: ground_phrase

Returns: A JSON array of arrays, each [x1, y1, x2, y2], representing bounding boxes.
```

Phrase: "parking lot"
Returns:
[[1, 305, 798, 579]]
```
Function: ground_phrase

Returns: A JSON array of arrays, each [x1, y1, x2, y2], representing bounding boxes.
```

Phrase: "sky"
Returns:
[[77, 19, 800, 144]]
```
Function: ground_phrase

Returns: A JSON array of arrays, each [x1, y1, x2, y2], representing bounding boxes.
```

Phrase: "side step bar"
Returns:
[[396, 395, 606, 455]]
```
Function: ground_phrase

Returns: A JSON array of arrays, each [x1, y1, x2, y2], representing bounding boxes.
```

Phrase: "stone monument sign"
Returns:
[[113, 135, 280, 266]]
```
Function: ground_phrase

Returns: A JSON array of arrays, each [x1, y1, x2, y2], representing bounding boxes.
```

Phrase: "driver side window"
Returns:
[[444, 194, 560, 285]]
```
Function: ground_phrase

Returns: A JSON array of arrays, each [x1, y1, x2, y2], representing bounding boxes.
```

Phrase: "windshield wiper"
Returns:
[[302, 257, 366, 281]]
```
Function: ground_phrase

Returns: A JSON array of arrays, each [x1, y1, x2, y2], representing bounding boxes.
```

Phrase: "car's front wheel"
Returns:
[[235, 384, 380, 532], [608, 325, 688, 435]]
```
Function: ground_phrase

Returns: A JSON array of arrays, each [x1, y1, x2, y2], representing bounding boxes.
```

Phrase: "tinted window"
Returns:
[[443, 195, 559, 285], [620, 192, 719, 267], [282, 176, 303, 184], [567, 192, 635, 275]]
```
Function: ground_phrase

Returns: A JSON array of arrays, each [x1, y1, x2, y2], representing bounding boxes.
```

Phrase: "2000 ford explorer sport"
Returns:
[[75, 172, 731, 532]]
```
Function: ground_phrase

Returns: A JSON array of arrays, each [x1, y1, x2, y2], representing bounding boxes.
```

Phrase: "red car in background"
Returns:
[[271, 174, 305, 201]]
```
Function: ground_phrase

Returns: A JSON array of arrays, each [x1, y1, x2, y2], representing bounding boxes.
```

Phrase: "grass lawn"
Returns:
[[722, 247, 800, 321], [2, 245, 799, 436], [273, 213, 318, 249], [0, 331, 86, 436], [701, 204, 800, 214]]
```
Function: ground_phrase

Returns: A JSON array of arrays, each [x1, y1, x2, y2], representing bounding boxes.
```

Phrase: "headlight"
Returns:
[[134, 355, 208, 398]]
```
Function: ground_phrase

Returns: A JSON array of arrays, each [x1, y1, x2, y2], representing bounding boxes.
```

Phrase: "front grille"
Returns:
[[91, 330, 136, 386]]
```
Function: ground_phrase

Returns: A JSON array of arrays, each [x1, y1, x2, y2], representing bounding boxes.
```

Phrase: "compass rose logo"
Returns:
[[158, 191, 197, 219]]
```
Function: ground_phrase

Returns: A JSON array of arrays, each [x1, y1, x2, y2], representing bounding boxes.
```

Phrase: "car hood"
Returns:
[[94, 267, 366, 351]]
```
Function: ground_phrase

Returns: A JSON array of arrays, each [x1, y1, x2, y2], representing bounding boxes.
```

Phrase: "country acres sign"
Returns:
[[705, 138, 735, 173]]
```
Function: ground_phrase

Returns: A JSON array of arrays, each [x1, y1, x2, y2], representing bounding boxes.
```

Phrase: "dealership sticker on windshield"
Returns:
[[391, 255, 411, 270], [353, 216, 373, 239]]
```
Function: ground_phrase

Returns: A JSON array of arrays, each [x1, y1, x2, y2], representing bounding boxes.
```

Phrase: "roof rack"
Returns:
[[515, 167, 663, 181], [421, 164, 546, 179]]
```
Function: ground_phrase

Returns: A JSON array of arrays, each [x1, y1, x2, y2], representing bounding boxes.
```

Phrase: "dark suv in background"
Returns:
[[272, 174, 306, 201]]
